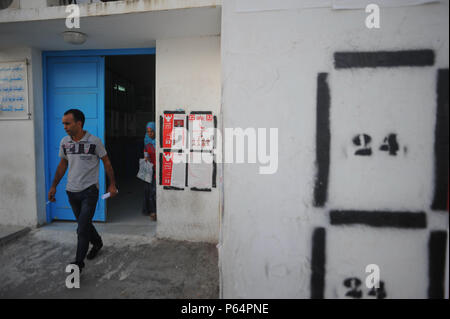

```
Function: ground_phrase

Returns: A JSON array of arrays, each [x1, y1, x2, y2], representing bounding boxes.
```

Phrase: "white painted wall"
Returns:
[[0, 0, 222, 23], [155, 36, 221, 243], [220, 0, 449, 298], [0, 47, 44, 227]]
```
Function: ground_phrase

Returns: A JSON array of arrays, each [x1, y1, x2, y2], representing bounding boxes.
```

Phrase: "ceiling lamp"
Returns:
[[62, 31, 87, 45]]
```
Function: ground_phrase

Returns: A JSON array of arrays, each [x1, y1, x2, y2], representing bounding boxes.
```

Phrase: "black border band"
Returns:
[[212, 159, 217, 188], [314, 73, 331, 207], [191, 188, 212, 192], [428, 231, 448, 299], [159, 115, 163, 148], [159, 152, 163, 185], [311, 228, 326, 299], [334, 50, 435, 69], [191, 111, 213, 115], [431, 69, 449, 211], [163, 186, 184, 191], [330, 210, 427, 229], [164, 110, 185, 114]]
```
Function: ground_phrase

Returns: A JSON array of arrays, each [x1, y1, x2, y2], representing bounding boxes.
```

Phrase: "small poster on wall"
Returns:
[[162, 112, 186, 150], [0, 60, 29, 120], [189, 113, 215, 151], [188, 152, 214, 190], [161, 151, 186, 189]]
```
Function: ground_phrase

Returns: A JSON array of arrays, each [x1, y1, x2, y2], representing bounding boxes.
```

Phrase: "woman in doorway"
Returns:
[[142, 122, 157, 221]]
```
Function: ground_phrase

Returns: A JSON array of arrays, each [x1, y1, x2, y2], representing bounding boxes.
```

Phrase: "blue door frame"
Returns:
[[43, 48, 156, 223]]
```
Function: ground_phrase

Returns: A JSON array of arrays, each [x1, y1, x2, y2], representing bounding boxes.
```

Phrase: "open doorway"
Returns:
[[104, 54, 155, 224]]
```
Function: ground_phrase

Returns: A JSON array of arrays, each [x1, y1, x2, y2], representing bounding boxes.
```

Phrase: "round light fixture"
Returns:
[[0, 0, 13, 10], [62, 31, 87, 45]]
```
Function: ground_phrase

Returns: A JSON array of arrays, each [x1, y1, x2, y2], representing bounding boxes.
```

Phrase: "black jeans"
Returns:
[[66, 184, 103, 267]]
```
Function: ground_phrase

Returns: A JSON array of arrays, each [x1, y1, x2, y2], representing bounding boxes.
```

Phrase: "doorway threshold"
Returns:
[[42, 220, 156, 238]]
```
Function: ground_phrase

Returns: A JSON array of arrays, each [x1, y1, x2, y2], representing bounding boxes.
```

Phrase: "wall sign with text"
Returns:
[[0, 60, 30, 120]]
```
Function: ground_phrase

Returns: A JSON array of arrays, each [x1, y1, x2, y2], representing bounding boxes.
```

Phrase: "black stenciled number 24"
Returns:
[[353, 133, 400, 156], [343, 277, 387, 299]]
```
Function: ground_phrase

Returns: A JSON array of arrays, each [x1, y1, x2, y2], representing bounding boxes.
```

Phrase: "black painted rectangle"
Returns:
[[159, 152, 163, 185], [191, 188, 212, 192], [159, 115, 163, 148], [185, 162, 189, 187], [212, 160, 217, 188], [164, 111, 185, 114], [191, 111, 213, 115], [163, 186, 184, 191], [163, 149, 183, 153], [428, 231, 448, 299], [311, 228, 326, 299], [330, 210, 427, 229], [314, 73, 330, 208], [334, 50, 435, 69], [214, 115, 218, 150], [431, 69, 449, 211]]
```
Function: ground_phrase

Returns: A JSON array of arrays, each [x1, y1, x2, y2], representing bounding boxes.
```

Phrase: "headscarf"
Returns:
[[145, 122, 156, 147]]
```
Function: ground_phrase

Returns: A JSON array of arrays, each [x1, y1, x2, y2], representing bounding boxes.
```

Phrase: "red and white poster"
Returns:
[[161, 151, 186, 188], [163, 113, 186, 149], [189, 113, 214, 151], [161, 151, 173, 186]]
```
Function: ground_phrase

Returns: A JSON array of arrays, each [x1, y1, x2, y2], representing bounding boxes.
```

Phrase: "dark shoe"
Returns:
[[69, 261, 84, 273], [86, 244, 103, 260], [150, 213, 157, 221]]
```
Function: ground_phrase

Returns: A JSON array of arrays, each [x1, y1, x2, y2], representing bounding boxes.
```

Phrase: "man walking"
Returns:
[[48, 109, 118, 272]]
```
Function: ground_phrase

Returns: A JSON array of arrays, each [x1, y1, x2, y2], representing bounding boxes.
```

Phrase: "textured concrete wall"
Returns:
[[155, 36, 221, 243], [220, 0, 449, 298], [0, 47, 42, 227]]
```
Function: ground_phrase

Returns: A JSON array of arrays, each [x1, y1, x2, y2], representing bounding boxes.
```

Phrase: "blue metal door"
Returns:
[[46, 56, 105, 222]]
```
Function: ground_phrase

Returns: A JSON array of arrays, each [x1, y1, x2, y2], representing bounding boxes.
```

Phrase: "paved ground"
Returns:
[[0, 227, 219, 299]]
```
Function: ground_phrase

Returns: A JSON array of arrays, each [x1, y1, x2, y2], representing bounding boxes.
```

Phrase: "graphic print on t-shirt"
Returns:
[[63, 142, 97, 156]]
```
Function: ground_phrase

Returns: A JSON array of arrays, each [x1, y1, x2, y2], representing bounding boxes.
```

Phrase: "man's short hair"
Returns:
[[64, 109, 85, 128]]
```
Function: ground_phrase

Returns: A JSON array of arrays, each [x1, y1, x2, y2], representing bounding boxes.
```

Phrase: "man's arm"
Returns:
[[48, 158, 68, 202], [101, 155, 118, 197]]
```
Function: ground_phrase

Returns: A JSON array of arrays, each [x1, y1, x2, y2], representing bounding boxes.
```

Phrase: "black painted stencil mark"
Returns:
[[431, 69, 449, 211], [428, 231, 448, 299], [314, 73, 331, 208], [353, 134, 372, 156], [344, 278, 362, 298], [330, 210, 427, 229], [334, 50, 435, 69], [311, 228, 326, 299], [368, 281, 387, 299], [379, 134, 399, 156]]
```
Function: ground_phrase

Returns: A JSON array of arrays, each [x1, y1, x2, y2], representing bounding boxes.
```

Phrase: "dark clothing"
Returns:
[[142, 172, 156, 215], [142, 143, 156, 216], [67, 184, 103, 267]]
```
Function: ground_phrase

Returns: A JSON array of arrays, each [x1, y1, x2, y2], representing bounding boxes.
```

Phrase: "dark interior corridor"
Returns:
[[104, 55, 155, 223]]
